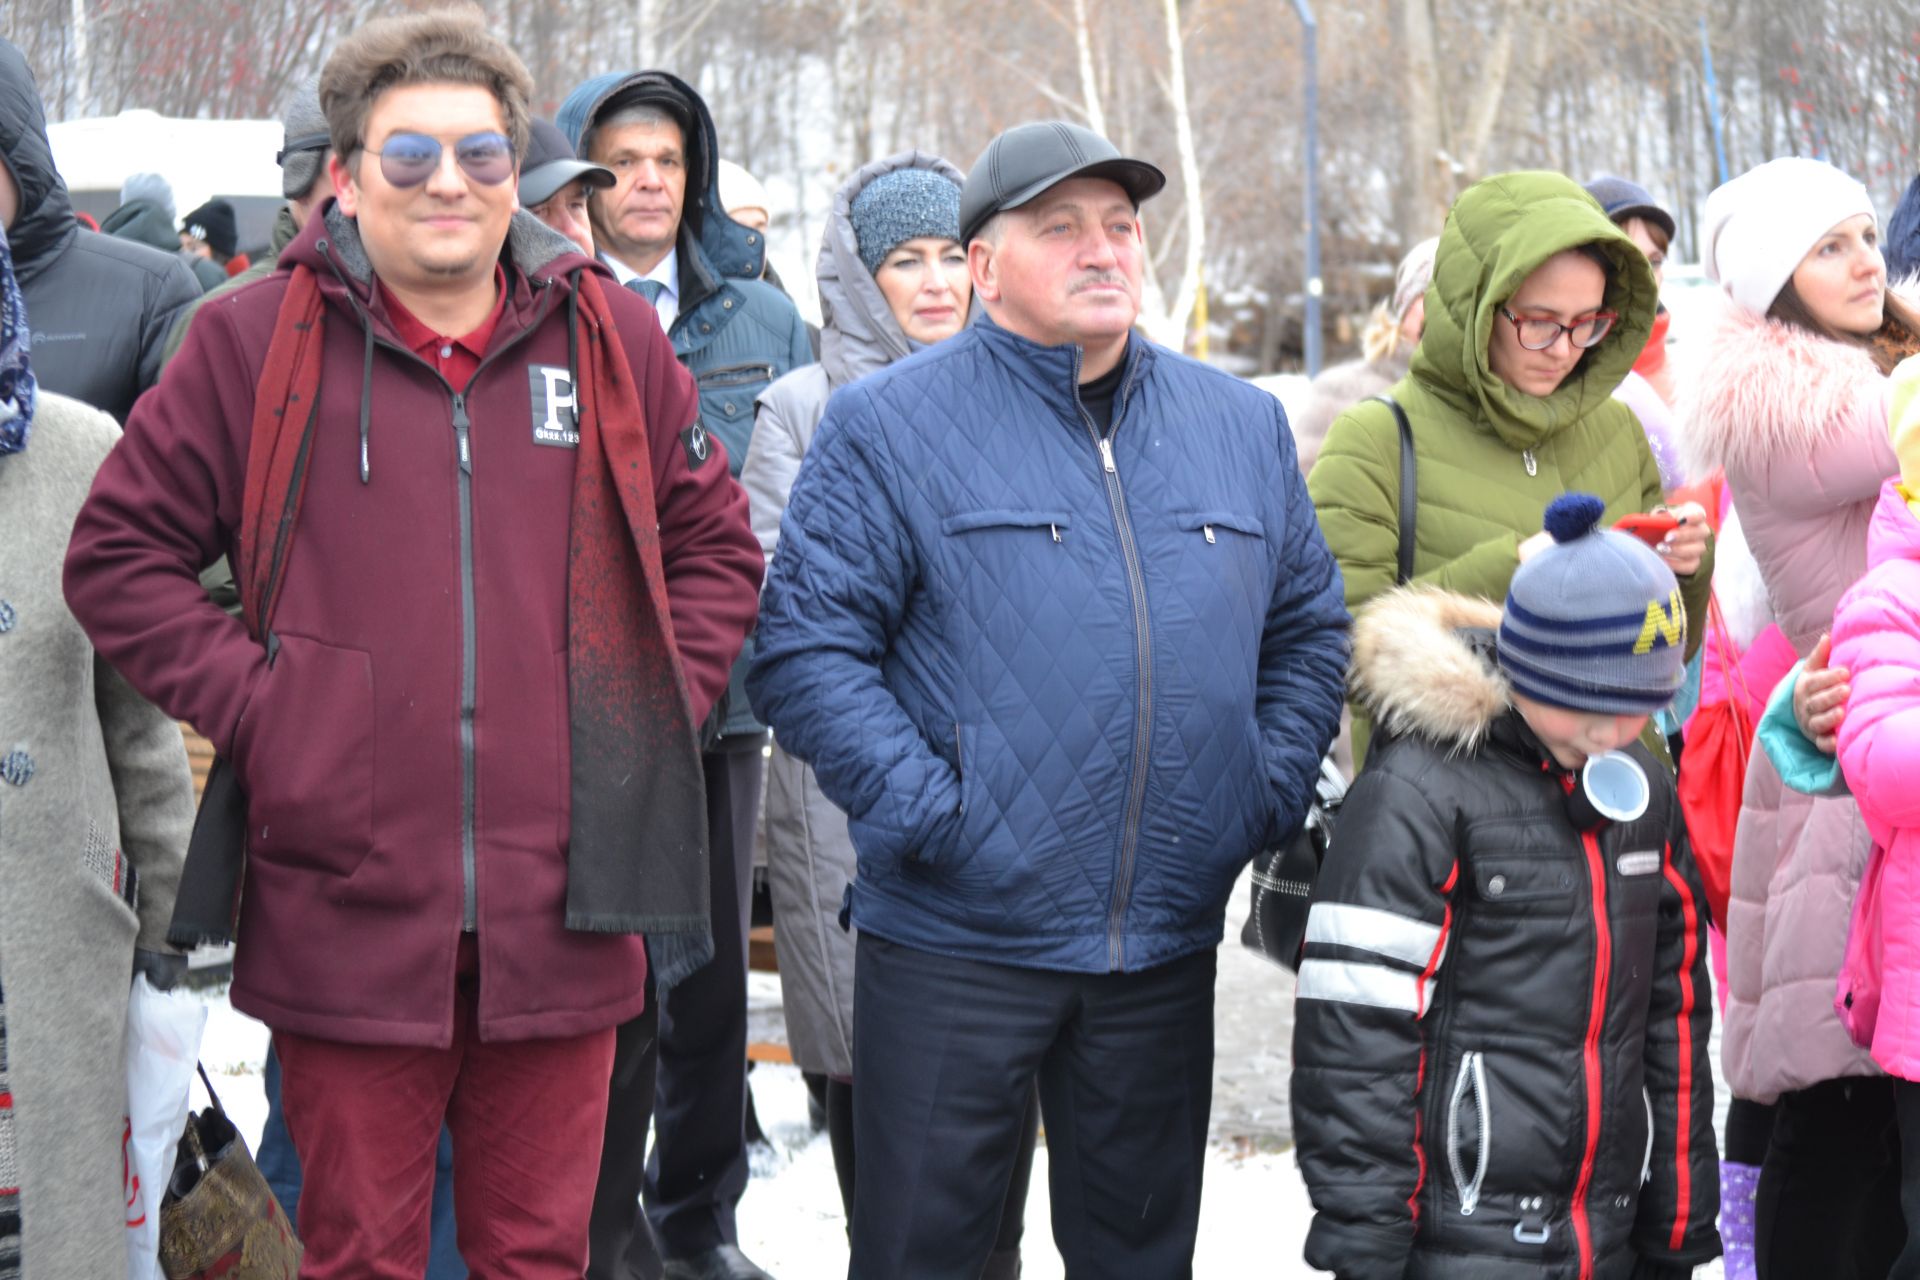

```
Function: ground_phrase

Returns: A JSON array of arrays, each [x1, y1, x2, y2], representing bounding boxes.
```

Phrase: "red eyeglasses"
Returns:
[[1500, 306, 1618, 351]]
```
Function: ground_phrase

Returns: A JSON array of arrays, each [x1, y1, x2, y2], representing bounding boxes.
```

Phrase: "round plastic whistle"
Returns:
[[1578, 750, 1650, 825]]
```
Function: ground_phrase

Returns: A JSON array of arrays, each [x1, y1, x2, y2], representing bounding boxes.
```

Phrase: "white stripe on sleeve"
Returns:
[[1295, 958, 1431, 1015], [1304, 902, 1443, 968]]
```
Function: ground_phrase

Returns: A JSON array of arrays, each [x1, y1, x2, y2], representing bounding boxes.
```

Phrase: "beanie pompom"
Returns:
[[1543, 493, 1606, 544]]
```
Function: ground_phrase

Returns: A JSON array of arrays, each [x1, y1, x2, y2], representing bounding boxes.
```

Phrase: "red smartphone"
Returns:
[[1614, 512, 1680, 546]]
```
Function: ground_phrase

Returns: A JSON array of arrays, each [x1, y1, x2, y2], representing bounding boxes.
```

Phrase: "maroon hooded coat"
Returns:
[[63, 205, 762, 1046]]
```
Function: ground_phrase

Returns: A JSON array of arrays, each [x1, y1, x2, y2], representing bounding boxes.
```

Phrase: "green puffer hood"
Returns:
[[1411, 170, 1658, 452]]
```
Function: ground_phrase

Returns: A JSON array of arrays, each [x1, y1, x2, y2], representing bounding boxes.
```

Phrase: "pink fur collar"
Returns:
[[1682, 301, 1886, 481]]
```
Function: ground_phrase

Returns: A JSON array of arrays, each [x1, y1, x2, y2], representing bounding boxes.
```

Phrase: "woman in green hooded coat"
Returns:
[[1310, 171, 1713, 765]]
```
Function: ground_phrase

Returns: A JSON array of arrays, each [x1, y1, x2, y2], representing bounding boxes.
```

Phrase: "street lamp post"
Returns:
[[1292, 0, 1323, 376]]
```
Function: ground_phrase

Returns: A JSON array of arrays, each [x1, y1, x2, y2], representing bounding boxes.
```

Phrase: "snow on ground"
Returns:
[[193, 985, 1314, 1276], [195, 970, 1725, 1278]]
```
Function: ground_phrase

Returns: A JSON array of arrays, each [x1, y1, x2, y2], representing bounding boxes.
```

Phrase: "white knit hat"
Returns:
[[717, 159, 770, 223], [1702, 157, 1877, 317]]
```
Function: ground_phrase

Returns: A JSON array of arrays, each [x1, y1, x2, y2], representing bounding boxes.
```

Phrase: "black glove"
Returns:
[[1629, 1256, 1694, 1280], [133, 948, 189, 992]]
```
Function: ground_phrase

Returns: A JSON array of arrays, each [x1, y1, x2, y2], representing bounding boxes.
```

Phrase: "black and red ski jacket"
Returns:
[[1292, 589, 1720, 1280]]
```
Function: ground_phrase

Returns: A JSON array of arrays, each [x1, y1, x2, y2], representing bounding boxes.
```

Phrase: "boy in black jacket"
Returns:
[[1293, 493, 1720, 1280]]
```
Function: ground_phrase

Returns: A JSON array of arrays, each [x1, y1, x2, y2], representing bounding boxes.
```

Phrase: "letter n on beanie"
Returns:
[[1496, 493, 1686, 714]]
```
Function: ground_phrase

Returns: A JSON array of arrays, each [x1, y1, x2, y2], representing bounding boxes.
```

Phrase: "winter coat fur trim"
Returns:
[[1713, 508, 1776, 653], [1684, 283, 1920, 481], [1350, 586, 1507, 754]]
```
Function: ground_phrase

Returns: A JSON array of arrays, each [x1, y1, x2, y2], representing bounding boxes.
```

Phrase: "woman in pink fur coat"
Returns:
[[1685, 156, 1920, 1280]]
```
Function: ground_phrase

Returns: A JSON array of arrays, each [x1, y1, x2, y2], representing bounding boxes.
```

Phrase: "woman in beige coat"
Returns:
[[0, 224, 192, 1275]]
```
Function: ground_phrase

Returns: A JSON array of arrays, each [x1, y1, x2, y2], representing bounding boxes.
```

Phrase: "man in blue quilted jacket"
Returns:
[[748, 121, 1350, 1278]]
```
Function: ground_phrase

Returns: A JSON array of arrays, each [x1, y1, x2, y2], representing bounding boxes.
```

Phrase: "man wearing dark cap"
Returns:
[[520, 118, 613, 259], [748, 120, 1350, 1276], [560, 69, 809, 1280]]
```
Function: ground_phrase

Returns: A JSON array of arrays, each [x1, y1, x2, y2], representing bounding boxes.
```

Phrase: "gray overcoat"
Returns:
[[0, 392, 192, 1273], [741, 150, 964, 1078]]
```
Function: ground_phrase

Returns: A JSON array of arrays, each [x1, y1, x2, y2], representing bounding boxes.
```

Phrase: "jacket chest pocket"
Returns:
[[941, 509, 1074, 546], [1463, 819, 1577, 913], [938, 509, 1077, 650], [697, 362, 776, 442], [1177, 509, 1264, 547], [1470, 856, 1577, 908], [1171, 509, 1270, 633]]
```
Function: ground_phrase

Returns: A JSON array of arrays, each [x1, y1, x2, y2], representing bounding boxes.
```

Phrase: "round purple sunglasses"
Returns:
[[365, 131, 515, 188]]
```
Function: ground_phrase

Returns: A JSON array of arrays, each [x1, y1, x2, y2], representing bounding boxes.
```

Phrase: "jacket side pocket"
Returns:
[[1446, 1050, 1490, 1217]]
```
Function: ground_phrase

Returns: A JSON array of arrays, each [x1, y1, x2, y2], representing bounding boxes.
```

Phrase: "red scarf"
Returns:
[[1633, 307, 1671, 380]]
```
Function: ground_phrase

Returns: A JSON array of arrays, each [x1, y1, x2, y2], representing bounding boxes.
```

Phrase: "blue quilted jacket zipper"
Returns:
[[1072, 348, 1153, 971]]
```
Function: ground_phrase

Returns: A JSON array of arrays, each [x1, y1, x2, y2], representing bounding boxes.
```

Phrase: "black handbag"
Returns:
[[1240, 394, 1415, 969]]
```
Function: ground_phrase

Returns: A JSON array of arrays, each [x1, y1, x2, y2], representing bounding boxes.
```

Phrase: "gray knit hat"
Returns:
[[119, 172, 174, 220], [850, 168, 962, 275], [276, 76, 329, 200], [1497, 493, 1685, 714]]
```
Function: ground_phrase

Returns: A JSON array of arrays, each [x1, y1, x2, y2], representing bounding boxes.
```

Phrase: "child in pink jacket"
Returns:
[[1832, 355, 1920, 1277]]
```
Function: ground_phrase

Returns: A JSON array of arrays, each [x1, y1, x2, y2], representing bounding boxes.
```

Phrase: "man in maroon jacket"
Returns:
[[62, 13, 760, 1276]]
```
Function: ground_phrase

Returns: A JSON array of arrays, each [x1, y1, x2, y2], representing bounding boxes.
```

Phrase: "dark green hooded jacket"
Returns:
[[1309, 171, 1711, 764]]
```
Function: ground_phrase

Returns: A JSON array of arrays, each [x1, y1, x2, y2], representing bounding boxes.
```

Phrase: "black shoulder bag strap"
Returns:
[[1372, 394, 1417, 586]]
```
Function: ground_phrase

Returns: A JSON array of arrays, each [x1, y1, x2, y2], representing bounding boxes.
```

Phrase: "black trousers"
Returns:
[[588, 743, 764, 1277], [848, 934, 1215, 1280], [1892, 1079, 1920, 1279], [825, 1077, 1040, 1258], [1755, 1075, 1903, 1280]]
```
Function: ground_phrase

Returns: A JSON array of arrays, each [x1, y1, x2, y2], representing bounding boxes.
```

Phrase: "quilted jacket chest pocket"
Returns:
[[941, 509, 1074, 544], [938, 508, 1077, 631], [1177, 510, 1264, 546], [1172, 509, 1269, 617]]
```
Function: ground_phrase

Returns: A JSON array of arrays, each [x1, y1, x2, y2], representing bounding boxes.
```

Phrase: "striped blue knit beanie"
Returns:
[[850, 168, 962, 275], [1496, 493, 1685, 714]]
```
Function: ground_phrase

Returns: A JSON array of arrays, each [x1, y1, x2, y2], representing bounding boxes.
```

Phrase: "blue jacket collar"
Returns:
[[971, 311, 1153, 426]]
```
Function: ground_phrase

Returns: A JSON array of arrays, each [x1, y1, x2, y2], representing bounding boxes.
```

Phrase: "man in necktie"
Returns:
[[559, 71, 812, 1280]]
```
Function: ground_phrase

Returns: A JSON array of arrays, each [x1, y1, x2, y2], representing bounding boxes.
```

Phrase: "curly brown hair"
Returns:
[[319, 7, 534, 172]]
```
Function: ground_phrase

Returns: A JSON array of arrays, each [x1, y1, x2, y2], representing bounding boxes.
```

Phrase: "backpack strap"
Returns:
[[1371, 394, 1417, 586]]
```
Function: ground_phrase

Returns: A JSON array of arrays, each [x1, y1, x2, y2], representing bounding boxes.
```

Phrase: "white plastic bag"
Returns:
[[124, 974, 205, 1280]]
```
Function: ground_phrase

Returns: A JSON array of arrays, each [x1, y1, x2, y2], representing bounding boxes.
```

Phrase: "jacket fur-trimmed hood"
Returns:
[[1351, 586, 1509, 754], [1683, 282, 1920, 481]]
